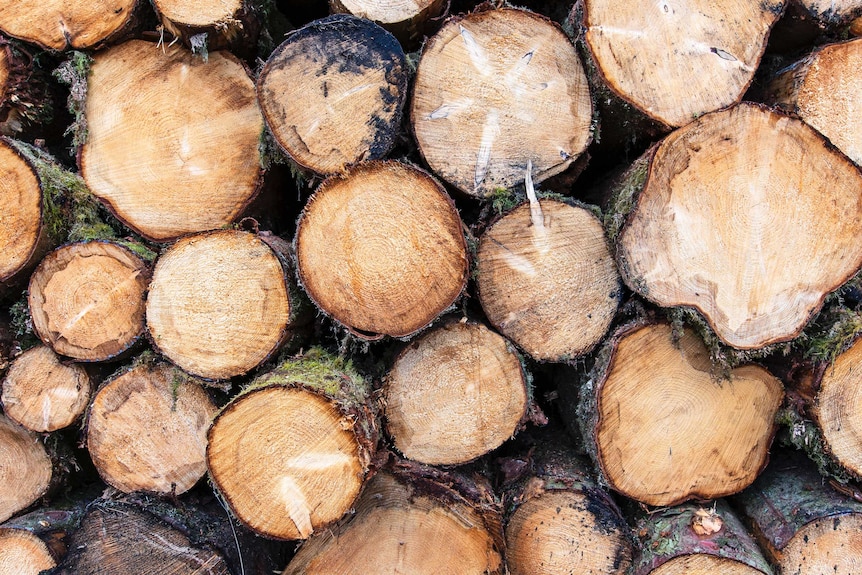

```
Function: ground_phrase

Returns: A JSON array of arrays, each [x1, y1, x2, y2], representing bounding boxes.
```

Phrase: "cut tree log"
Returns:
[[630, 500, 773, 575], [1, 345, 91, 432], [0, 527, 56, 575], [329, 0, 446, 47], [146, 229, 307, 380], [207, 348, 376, 540], [733, 448, 862, 575], [258, 15, 408, 176], [283, 461, 504, 575], [295, 161, 468, 339], [766, 37, 862, 167], [795, 0, 862, 27], [86, 359, 217, 495], [28, 240, 150, 362], [384, 319, 530, 466], [152, 0, 265, 55], [501, 438, 632, 575], [614, 103, 862, 350], [579, 0, 784, 128], [0, 413, 51, 522], [0, 37, 54, 138], [781, 335, 862, 482], [564, 321, 783, 506], [80, 39, 264, 242], [411, 7, 592, 198], [0, 0, 141, 50], [477, 176, 620, 362]]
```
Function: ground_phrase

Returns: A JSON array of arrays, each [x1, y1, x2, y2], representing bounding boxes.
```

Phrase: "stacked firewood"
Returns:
[[2, 0, 862, 573]]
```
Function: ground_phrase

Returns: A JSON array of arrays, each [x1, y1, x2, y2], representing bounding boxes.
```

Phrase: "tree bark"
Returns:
[[630, 500, 773, 575], [384, 318, 532, 466], [0, 37, 55, 138], [501, 438, 632, 575], [28, 240, 150, 362], [613, 103, 862, 350], [295, 160, 468, 339], [564, 321, 783, 506], [411, 6, 592, 198], [80, 39, 264, 243], [146, 229, 309, 380], [258, 14, 408, 176], [283, 458, 504, 575], [207, 347, 377, 541], [1, 345, 91, 432], [476, 191, 621, 362], [152, 0, 267, 57], [732, 448, 862, 575]]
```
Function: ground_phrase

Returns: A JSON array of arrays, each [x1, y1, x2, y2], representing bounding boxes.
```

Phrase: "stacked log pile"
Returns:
[[2, 0, 862, 573]]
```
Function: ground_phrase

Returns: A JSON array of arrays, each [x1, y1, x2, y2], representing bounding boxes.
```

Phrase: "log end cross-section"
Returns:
[[258, 15, 408, 176], [81, 39, 263, 243], [412, 7, 592, 197], [0, 528, 56, 575], [617, 103, 862, 350], [28, 241, 150, 362], [0, 1, 138, 50], [0, 414, 52, 523], [296, 161, 468, 339]]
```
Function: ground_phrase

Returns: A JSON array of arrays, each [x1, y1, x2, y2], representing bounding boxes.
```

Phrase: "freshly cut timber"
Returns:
[[582, 0, 784, 127], [384, 320, 528, 466], [295, 161, 468, 338], [411, 7, 592, 197], [0, 413, 52, 522], [631, 501, 773, 575], [0, 528, 56, 575], [615, 103, 862, 350], [1, 345, 91, 432], [570, 322, 783, 506], [0, 138, 50, 295], [502, 439, 632, 575], [81, 39, 263, 242], [0, 38, 54, 137], [146, 229, 302, 380], [53, 499, 230, 575], [28, 241, 149, 362], [329, 0, 446, 47], [283, 464, 504, 575], [0, 1, 139, 50], [152, 0, 263, 53], [207, 348, 376, 540], [733, 449, 862, 575], [258, 15, 408, 175], [477, 175, 620, 362], [767, 37, 862, 167], [782, 336, 862, 481], [86, 361, 217, 495]]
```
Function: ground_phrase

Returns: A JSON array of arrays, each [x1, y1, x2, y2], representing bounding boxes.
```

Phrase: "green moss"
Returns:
[[800, 307, 862, 364], [115, 238, 157, 263], [53, 51, 91, 150], [776, 407, 855, 484], [490, 186, 522, 215], [9, 293, 39, 351], [603, 153, 650, 242]]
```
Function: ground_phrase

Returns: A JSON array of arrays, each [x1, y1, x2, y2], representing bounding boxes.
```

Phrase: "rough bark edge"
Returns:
[[329, 0, 449, 49], [293, 160, 470, 341], [155, 0, 265, 61], [0, 36, 55, 138], [631, 500, 774, 575], [257, 14, 409, 177], [731, 447, 862, 556]]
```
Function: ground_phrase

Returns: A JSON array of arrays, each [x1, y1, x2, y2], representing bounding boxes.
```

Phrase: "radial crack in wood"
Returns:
[[411, 7, 592, 197], [81, 39, 263, 242], [584, 0, 784, 126], [617, 103, 862, 350]]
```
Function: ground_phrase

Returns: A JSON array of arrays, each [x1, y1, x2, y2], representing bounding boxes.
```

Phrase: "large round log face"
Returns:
[[585, 0, 784, 126], [296, 161, 468, 338], [412, 8, 592, 197], [81, 40, 263, 242], [779, 514, 862, 574], [0, 140, 41, 284], [618, 104, 862, 349]]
